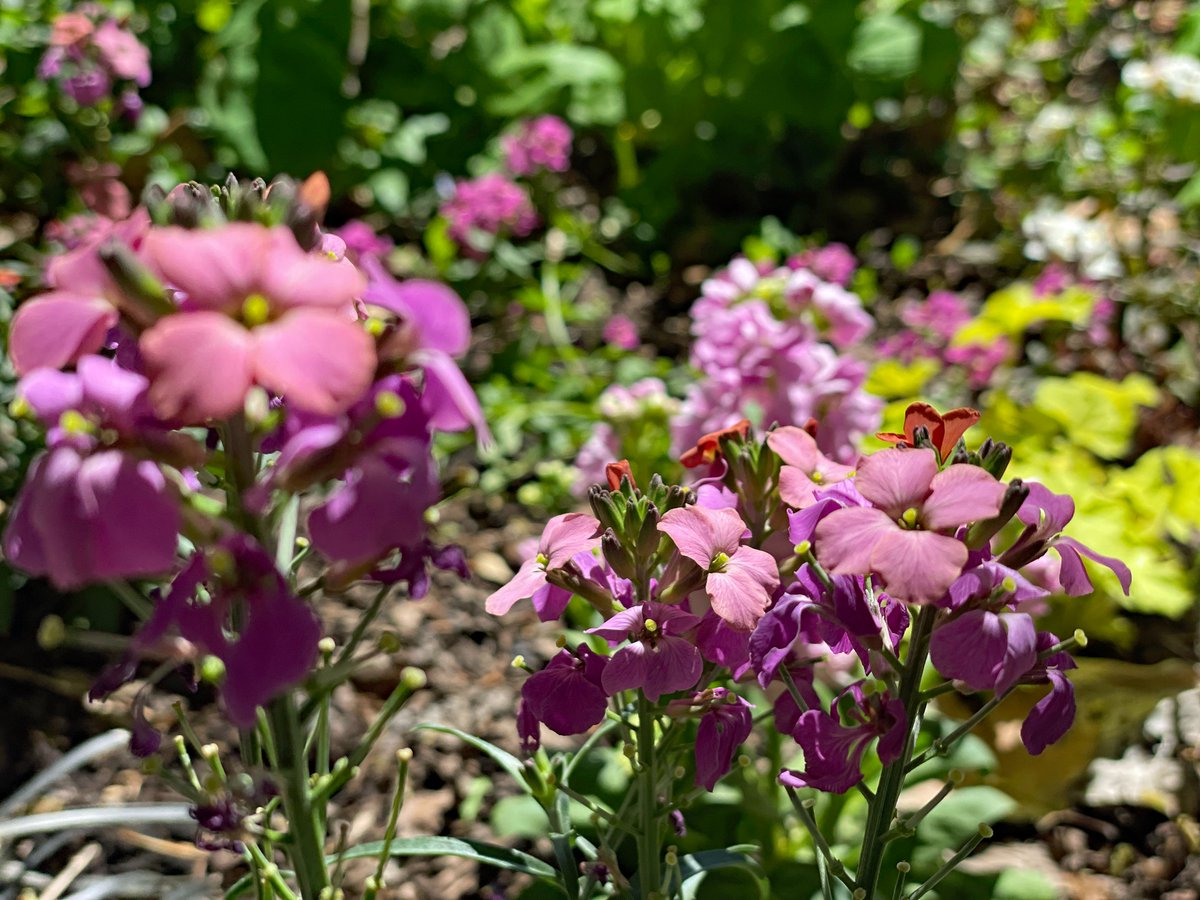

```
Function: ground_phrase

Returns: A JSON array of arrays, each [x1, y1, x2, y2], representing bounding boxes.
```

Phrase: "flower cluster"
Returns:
[[5, 173, 481, 728], [501, 115, 574, 176], [491, 401, 1126, 813], [439, 173, 539, 256], [1122, 54, 1200, 105], [1022, 201, 1123, 281], [573, 378, 678, 493], [877, 290, 1011, 390], [674, 252, 881, 463], [38, 8, 151, 115]]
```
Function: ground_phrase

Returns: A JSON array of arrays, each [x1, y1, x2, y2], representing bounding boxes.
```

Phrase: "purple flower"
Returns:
[[944, 339, 1009, 389], [589, 602, 702, 701], [900, 291, 971, 342], [502, 116, 573, 176], [780, 686, 906, 794], [658, 505, 780, 631], [439, 174, 538, 255], [695, 611, 751, 680], [98, 537, 321, 727], [602, 314, 639, 350], [813, 449, 1006, 603], [1000, 482, 1131, 597], [785, 269, 873, 348], [691, 689, 754, 790], [334, 220, 394, 264], [1020, 632, 1077, 755], [517, 645, 609, 751], [485, 513, 601, 618], [930, 609, 1037, 695], [64, 65, 111, 106]]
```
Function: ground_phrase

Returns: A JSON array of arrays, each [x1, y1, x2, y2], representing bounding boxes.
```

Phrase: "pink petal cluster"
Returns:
[[440, 174, 538, 256], [813, 448, 1006, 602], [38, 9, 150, 109], [501, 115, 573, 176]]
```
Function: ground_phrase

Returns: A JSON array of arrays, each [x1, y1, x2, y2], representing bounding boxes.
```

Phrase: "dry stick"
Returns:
[[0, 730, 131, 818], [36, 842, 101, 900], [0, 805, 195, 842]]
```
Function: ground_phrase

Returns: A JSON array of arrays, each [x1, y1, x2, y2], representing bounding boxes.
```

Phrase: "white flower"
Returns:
[[1022, 202, 1122, 280]]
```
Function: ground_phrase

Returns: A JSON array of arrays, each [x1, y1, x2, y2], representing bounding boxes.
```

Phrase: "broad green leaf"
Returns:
[[847, 14, 922, 79], [1033, 372, 1158, 459], [953, 283, 1095, 345], [490, 793, 549, 839], [677, 848, 769, 900], [866, 359, 939, 399]]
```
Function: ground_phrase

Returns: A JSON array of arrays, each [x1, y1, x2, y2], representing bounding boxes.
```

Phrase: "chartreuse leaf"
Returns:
[[1033, 372, 1158, 459], [866, 359, 940, 400], [953, 282, 1095, 345], [412, 723, 528, 786]]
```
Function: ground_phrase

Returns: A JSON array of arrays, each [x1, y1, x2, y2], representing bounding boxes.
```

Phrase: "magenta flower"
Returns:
[[517, 644, 609, 752], [813, 449, 1006, 603], [485, 513, 601, 618], [98, 537, 320, 727], [900, 291, 972, 342], [1000, 482, 1131, 596], [502, 116, 573, 176], [138, 224, 372, 422], [930, 608, 1037, 696], [359, 257, 488, 439], [602, 314, 639, 350], [589, 602, 702, 701], [439, 174, 538, 255], [1020, 632, 1077, 755], [767, 426, 855, 509], [334, 221, 394, 264], [692, 689, 754, 790], [780, 687, 907, 794], [3, 357, 187, 591], [944, 339, 1009, 389], [695, 611, 751, 680], [658, 505, 780, 631], [4, 447, 179, 591]]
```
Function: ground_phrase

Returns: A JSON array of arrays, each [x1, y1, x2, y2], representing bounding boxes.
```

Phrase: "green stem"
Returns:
[[267, 695, 328, 899], [856, 605, 937, 898], [636, 695, 661, 898]]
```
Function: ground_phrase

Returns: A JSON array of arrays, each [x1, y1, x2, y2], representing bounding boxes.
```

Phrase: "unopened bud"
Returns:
[[978, 823, 993, 838], [793, 540, 811, 556], [401, 667, 427, 690], [378, 631, 401, 653], [374, 390, 405, 419], [1073, 628, 1088, 648], [200, 655, 226, 684], [37, 615, 67, 650], [318, 637, 336, 657]]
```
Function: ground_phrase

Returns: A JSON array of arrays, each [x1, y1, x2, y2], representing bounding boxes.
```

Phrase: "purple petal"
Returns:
[[1021, 670, 1075, 755], [9, 292, 118, 375], [641, 635, 702, 701], [254, 310, 376, 416], [140, 312, 255, 423], [1056, 536, 1132, 596], [659, 505, 750, 568]]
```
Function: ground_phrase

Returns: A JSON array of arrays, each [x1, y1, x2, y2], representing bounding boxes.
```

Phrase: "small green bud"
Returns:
[[37, 615, 67, 650], [401, 666, 427, 690], [374, 390, 405, 419], [793, 540, 812, 556], [200, 655, 226, 685]]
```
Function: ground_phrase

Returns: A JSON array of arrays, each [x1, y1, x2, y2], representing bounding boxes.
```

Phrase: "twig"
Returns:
[[37, 842, 100, 900]]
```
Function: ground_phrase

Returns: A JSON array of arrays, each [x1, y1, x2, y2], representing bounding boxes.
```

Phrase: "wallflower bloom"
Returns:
[[1020, 633, 1077, 755], [689, 689, 754, 790], [780, 687, 906, 794], [96, 537, 321, 727], [590, 602, 702, 701], [139, 224, 372, 422], [658, 505, 780, 630], [1000, 482, 1132, 596], [788, 243, 857, 287], [767, 426, 855, 508], [814, 449, 1006, 602], [502, 115, 573, 176], [485, 513, 601, 618], [517, 645, 609, 752]]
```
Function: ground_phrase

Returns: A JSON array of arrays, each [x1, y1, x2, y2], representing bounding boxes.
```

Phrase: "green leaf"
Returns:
[[335, 835, 556, 878], [490, 793, 549, 839], [676, 849, 769, 900], [412, 724, 528, 785], [847, 14, 922, 79], [993, 867, 1060, 900], [1033, 372, 1159, 459]]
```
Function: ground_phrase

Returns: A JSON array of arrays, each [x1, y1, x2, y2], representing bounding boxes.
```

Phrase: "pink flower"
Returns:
[[92, 20, 151, 86], [767, 426, 855, 508], [658, 505, 780, 631], [788, 243, 857, 287], [589, 602, 703, 701], [517, 644, 609, 751], [439, 174, 538, 255], [813, 449, 1006, 603], [602, 314, 639, 349], [900, 291, 971, 342], [138, 224, 372, 422], [502, 116, 573, 176], [485, 513, 601, 618], [690, 688, 754, 790]]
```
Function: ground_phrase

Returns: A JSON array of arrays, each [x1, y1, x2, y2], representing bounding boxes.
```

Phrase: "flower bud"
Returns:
[[602, 530, 638, 580], [636, 504, 661, 562]]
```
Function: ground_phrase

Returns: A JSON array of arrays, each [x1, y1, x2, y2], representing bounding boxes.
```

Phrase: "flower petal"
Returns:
[[1055, 536, 1132, 596], [870, 528, 968, 603], [854, 448, 938, 517], [921, 464, 1006, 531], [484, 559, 548, 615], [260, 227, 366, 310], [767, 426, 820, 470], [140, 312, 255, 422], [1021, 670, 1075, 755], [813, 506, 896, 575], [659, 505, 749, 567], [253, 309, 375, 416], [141, 224, 271, 312], [9, 293, 118, 375], [540, 512, 602, 568]]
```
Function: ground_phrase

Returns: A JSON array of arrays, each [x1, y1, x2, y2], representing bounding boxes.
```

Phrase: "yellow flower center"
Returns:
[[535, 552, 549, 568], [374, 390, 405, 419], [710, 551, 730, 572], [901, 507, 919, 528], [241, 293, 271, 327]]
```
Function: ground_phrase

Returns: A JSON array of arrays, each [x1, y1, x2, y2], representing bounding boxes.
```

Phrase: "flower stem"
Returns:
[[266, 694, 328, 899], [856, 605, 937, 898], [636, 695, 661, 897]]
